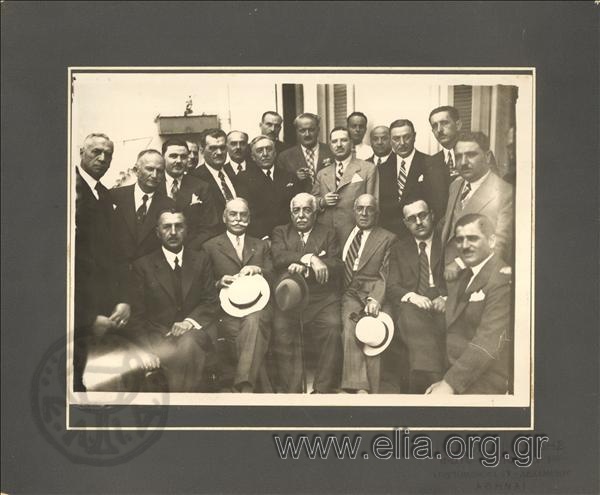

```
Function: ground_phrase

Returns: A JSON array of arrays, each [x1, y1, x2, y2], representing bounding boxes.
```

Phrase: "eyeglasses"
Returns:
[[404, 211, 430, 224]]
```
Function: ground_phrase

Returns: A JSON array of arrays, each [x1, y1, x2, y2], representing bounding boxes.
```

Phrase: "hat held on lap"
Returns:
[[220, 274, 270, 318], [274, 272, 310, 312], [353, 311, 394, 356]]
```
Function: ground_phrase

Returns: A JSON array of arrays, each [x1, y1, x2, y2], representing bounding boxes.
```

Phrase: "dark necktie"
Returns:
[[171, 178, 179, 199], [460, 182, 472, 207], [305, 147, 316, 182], [377, 157, 382, 166], [453, 267, 473, 312], [236, 163, 243, 174], [266, 169, 272, 180], [417, 241, 431, 295], [447, 153, 458, 179], [344, 230, 363, 288], [173, 256, 183, 305], [136, 194, 149, 224], [397, 159, 407, 200], [218, 169, 234, 201]]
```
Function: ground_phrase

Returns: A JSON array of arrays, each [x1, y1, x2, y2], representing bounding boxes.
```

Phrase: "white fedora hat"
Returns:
[[219, 274, 270, 318], [354, 311, 395, 356]]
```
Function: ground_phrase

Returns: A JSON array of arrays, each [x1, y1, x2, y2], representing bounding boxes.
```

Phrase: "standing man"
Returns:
[[427, 105, 463, 217], [278, 113, 335, 192], [427, 214, 512, 395], [312, 127, 379, 240], [236, 135, 301, 241], [259, 111, 288, 155], [226, 131, 256, 176], [74, 133, 130, 390], [387, 198, 446, 393], [203, 198, 274, 392], [347, 111, 373, 160], [111, 149, 175, 274], [340, 194, 396, 394], [185, 140, 201, 174], [271, 193, 343, 393], [378, 119, 431, 237], [128, 210, 219, 392], [161, 138, 220, 248], [441, 131, 513, 280], [193, 128, 239, 220], [367, 125, 393, 167]]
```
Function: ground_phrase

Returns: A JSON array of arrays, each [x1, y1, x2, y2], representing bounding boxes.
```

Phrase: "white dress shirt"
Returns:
[[261, 165, 275, 180], [78, 167, 100, 200], [372, 152, 392, 165], [342, 227, 372, 271], [226, 231, 245, 260], [164, 173, 183, 199], [204, 164, 237, 199], [395, 148, 416, 177], [354, 142, 374, 161], [227, 157, 247, 174], [134, 183, 154, 211], [443, 148, 456, 166]]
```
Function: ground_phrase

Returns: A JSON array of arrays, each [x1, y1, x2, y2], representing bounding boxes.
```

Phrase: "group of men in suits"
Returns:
[[74, 103, 515, 395]]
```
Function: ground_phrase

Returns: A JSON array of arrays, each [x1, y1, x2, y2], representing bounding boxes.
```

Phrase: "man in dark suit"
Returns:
[[74, 133, 131, 391], [191, 129, 240, 221], [111, 149, 175, 278], [128, 210, 218, 392], [340, 194, 396, 394], [185, 139, 202, 174], [203, 198, 273, 392], [278, 113, 335, 192], [271, 193, 343, 393], [226, 130, 257, 176], [312, 127, 379, 241], [160, 138, 220, 248], [427, 214, 512, 395], [379, 119, 436, 237], [259, 111, 288, 156], [388, 198, 446, 393], [366, 125, 393, 166], [427, 106, 463, 219], [236, 135, 301, 241], [441, 131, 514, 281]]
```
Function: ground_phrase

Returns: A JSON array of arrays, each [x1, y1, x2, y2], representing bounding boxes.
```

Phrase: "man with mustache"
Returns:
[[366, 125, 393, 167], [387, 198, 446, 393], [312, 127, 378, 241], [111, 150, 176, 278], [128, 210, 219, 392], [347, 111, 373, 160], [236, 135, 301, 241], [161, 138, 220, 248], [278, 113, 335, 192], [427, 213, 512, 395], [226, 131, 257, 176], [271, 193, 343, 393], [259, 111, 288, 155], [203, 198, 274, 392], [441, 131, 513, 282]]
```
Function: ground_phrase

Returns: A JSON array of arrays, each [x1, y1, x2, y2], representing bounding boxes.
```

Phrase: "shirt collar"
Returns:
[[226, 230, 245, 245], [396, 148, 416, 167], [261, 165, 275, 177], [228, 157, 246, 171], [443, 148, 455, 162], [162, 246, 184, 268], [78, 167, 99, 194], [298, 228, 313, 240], [466, 170, 491, 190], [468, 252, 494, 281], [134, 183, 155, 202], [374, 152, 392, 163], [165, 172, 182, 189], [335, 155, 352, 168], [414, 234, 433, 250], [301, 144, 318, 155]]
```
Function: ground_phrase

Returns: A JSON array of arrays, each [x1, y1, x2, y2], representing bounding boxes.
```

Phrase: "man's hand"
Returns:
[[296, 168, 310, 181], [408, 294, 433, 311], [431, 296, 446, 313], [287, 263, 307, 275], [425, 380, 455, 395], [91, 315, 116, 337], [133, 350, 160, 371], [109, 303, 131, 328], [364, 298, 381, 317], [167, 320, 194, 337], [444, 260, 462, 282], [310, 256, 329, 284], [219, 274, 237, 288], [322, 192, 340, 207], [239, 265, 262, 277]]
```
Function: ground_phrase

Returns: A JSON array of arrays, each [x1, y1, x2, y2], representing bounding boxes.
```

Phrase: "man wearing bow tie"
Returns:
[[278, 113, 335, 192], [161, 138, 220, 248], [427, 213, 512, 395], [312, 127, 378, 241], [271, 193, 343, 393]]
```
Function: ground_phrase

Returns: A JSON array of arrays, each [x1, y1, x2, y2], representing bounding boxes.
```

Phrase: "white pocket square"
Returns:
[[112, 204, 117, 210], [318, 250, 326, 257], [190, 193, 203, 205], [417, 174, 424, 183], [350, 173, 364, 183], [469, 290, 486, 302]]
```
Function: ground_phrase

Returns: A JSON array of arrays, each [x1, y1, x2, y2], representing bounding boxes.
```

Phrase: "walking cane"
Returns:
[[298, 313, 307, 394]]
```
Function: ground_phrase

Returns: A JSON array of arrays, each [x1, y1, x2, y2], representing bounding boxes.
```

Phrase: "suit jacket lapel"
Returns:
[[181, 250, 196, 301], [462, 173, 497, 215], [138, 193, 163, 243], [242, 237, 257, 266], [337, 159, 360, 191], [120, 187, 138, 240], [447, 268, 471, 326], [153, 252, 176, 303], [356, 228, 381, 272], [216, 234, 242, 266], [430, 232, 442, 274]]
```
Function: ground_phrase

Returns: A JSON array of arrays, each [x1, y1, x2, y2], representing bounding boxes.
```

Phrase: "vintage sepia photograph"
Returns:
[[68, 68, 534, 412]]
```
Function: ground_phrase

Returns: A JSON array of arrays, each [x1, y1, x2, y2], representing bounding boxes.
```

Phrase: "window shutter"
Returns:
[[453, 85, 472, 131], [333, 84, 347, 127]]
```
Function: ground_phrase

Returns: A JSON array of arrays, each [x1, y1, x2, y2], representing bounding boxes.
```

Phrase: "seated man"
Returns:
[[128, 209, 218, 392], [271, 193, 343, 393], [388, 198, 446, 393], [427, 213, 512, 395], [340, 194, 396, 394], [203, 198, 273, 392]]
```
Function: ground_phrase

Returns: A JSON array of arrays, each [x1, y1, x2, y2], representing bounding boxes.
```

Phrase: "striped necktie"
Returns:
[[397, 159, 407, 200], [460, 182, 472, 207], [417, 241, 430, 295], [170, 178, 179, 199], [344, 230, 363, 288], [218, 169, 234, 201], [136, 194, 149, 224], [305, 147, 316, 182], [335, 161, 344, 188]]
